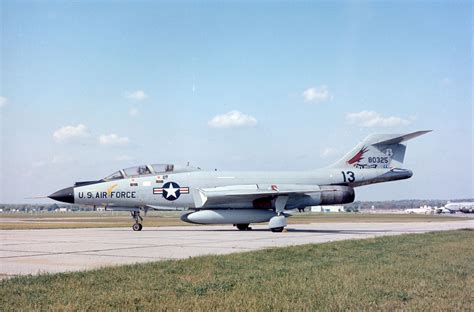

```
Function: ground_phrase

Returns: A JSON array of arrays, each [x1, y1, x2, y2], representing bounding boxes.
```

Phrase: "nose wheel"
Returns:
[[131, 211, 143, 231], [132, 223, 143, 231]]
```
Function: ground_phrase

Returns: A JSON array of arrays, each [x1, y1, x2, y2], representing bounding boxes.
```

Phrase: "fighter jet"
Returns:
[[49, 130, 431, 232]]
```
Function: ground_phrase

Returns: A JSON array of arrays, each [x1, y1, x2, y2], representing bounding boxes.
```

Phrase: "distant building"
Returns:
[[310, 205, 345, 213], [404, 205, 435, 214]]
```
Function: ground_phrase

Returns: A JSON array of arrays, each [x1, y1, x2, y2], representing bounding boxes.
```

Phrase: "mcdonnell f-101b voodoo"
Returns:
[[49, 130, 431, 232]]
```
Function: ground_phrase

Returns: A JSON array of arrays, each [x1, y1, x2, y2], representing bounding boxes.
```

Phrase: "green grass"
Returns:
[[1, 230, 473, 311], [0, 212, 465, 230]]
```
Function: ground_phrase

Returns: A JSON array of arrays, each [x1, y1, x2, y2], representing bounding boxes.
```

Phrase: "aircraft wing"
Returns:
[[145, 205, 186, 211], [192, 184, 334, 208], [104, 204, 185, 212]]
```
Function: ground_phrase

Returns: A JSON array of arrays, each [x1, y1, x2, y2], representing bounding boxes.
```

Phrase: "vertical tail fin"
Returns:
[[330, 130, 432, 169]]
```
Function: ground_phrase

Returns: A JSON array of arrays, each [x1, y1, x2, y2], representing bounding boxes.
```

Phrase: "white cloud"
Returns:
[[441, 77, 453, 87], [98, 133, 130, 146], [208, 110, 258, 128], [320, 147, 338, 159], [345, 110, 411, 128], [53, 124, 89, 143], [302, 85, 332, 103], [126, 90, 148, 101], [0, 96, 7, 108], [129, 108, 139, 117]]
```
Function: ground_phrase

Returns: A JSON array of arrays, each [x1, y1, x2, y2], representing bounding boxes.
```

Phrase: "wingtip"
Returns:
[[416, 129, 433, 136]]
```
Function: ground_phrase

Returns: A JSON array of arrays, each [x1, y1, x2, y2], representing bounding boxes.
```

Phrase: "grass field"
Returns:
[[0, 211, 466, 230], [1, 230, 472, 310]]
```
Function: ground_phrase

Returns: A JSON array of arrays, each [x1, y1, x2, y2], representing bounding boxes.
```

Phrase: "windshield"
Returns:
[[103, 171, 124, 181]]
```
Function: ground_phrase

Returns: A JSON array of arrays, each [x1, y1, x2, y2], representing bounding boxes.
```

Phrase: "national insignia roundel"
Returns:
[[153, 182, 189, 201]]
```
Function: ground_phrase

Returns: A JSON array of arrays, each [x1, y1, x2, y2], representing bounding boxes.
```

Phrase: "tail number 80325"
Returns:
[[368, 156, 389, 164]]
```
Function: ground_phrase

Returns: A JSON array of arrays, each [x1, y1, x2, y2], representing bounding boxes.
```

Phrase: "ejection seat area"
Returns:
[[102, 164, 175, 182]]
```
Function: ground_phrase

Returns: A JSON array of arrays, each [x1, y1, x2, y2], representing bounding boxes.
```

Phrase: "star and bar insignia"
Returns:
[[153, 182, 189, 201]]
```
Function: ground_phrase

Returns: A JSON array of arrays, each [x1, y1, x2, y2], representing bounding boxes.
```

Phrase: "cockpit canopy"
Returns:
[[103, 164, 198, 181]]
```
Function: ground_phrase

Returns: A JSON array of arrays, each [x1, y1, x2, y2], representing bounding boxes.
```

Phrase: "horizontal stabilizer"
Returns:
[[372, 130, 432, 145]]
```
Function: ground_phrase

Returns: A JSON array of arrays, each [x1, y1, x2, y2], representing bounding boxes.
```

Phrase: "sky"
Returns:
[[1, 1, 472, 203]]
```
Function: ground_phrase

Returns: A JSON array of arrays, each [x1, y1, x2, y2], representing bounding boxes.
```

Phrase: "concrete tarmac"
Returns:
[[1, 220, 473, 277]]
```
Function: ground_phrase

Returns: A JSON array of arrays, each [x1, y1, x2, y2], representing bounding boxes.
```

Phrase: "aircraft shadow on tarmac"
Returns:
[[110, 228, 391, 235], [284, 228, 391, 234]]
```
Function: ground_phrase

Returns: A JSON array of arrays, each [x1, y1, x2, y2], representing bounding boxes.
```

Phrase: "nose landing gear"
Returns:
[[132, 223, 143, 231], [131, 210, 143, 231]]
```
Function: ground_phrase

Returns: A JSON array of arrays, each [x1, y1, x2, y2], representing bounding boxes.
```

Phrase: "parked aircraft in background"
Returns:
[[405, 206, 435, 214], [48, 130, 431, 232], [435, 207, 454, 214], [444, 202, 474, 213]]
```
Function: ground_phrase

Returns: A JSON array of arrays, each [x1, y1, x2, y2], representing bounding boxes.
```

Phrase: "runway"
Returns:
[[1, 220, 473, 277]]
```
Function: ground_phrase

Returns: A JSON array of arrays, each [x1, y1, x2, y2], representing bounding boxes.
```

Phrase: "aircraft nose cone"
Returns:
[[48, 187, 75, 204]]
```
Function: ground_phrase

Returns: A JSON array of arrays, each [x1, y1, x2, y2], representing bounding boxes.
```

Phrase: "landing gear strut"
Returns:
[[131, 211, 143, 231], [269, 196, 288, 232]]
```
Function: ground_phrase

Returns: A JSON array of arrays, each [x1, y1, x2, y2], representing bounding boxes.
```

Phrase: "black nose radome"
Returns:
[[49, 187, 75, 204]]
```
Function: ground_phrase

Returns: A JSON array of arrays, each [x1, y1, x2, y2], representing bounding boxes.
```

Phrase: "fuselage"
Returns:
[[65, 167, 411, 210]]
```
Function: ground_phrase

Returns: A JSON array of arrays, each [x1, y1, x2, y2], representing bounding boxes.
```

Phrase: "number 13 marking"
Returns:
[[341, 171, 355, 183]]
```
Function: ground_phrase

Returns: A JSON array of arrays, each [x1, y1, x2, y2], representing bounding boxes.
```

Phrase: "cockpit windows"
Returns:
[[151, 164, 174, 173], [123, 165, 152, 177], [104, 171, 124, 181], [103, 164, 176, 181]]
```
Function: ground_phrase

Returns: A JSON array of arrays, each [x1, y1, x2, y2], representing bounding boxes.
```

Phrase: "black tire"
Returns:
[[270, 227, 284, 233], [236, 224, 250, 231], [132, 223, 142, 231]]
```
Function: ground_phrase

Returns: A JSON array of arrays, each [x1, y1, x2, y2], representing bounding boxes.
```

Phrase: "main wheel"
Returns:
[[270, 227, 284, 233], [236, 224, 250, 231], [132, 223, 142, 231]]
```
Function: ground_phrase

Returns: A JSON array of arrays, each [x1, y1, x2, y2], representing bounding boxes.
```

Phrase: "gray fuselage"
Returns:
[[72, 168, 411, 210]]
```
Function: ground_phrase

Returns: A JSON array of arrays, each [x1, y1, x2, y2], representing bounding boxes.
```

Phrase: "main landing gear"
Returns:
[[235, 223, 252, 231], [268, 196, 288, 233], [131, 210, 143, 231], [270, 226, 284, 233]]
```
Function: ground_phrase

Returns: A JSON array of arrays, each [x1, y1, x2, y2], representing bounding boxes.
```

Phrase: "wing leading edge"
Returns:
[[192, 184, 337, 208]]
